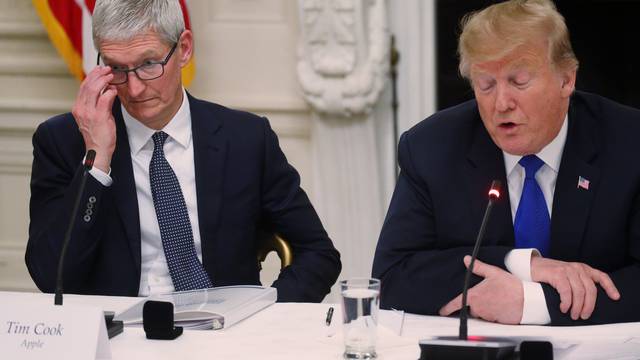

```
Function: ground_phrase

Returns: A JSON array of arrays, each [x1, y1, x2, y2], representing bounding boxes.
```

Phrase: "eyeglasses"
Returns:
[[96, 42, 178, 85]]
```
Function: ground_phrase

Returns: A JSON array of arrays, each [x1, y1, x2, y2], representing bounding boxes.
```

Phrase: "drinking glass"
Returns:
[[340, 278, 380, 359]]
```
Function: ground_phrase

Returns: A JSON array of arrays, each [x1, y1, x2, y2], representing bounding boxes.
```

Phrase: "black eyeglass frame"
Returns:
[[96, 42, 178, 85]]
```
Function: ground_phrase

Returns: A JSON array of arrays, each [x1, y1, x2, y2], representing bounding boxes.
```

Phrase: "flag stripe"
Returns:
[[179, 0, 192, 30], [32, 0, 84, 80], [84, 0, 96, 13], [178, 0, 195, 87], [49, 0, 83, 55]]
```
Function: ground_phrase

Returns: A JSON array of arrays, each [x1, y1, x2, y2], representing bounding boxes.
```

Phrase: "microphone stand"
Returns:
[[54, 150, 96, 306], [459, 183, 499, 340], [419, 180, 518, 360]]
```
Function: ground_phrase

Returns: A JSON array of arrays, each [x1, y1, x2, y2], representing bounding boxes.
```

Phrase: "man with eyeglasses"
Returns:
[[26, 0, 341, 302]]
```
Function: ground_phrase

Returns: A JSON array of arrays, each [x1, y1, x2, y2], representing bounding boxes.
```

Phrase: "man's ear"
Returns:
[[177, 29, 193, 68], [560, 67, 577, 98]]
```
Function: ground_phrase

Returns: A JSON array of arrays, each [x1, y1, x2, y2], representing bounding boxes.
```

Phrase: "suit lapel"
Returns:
[[109, 102, 142, 275], [549, 99, 600, 260], [189, 93, 227, 274], [464, 113, 514, 246]]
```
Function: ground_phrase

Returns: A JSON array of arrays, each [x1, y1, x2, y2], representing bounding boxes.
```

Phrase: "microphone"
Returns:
[[419, 180, 518, 360], [459, 180, 502, 340], [54, 150, 96, 306]]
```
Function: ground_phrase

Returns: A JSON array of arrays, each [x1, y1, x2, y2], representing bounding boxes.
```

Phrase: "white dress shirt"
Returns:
[[89, 88, 203, 296], [502, 116, 568, 324]]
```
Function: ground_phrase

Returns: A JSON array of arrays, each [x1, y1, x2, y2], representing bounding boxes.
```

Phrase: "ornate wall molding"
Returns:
[[297, 0, 389, 117]]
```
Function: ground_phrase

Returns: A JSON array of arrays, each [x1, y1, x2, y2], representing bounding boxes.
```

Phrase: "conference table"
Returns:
[[2, 291, 640, 359]]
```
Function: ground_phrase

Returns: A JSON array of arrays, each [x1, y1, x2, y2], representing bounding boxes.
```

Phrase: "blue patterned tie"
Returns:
[[149, 131, 212, 291], [514, 155, 551, 256]]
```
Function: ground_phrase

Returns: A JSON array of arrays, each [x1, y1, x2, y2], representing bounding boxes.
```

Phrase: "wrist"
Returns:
[[90, 150, 113, 173], [530, 255, 543, 281]]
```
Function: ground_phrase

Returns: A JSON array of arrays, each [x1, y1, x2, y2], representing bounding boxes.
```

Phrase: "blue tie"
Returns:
[[149, 131, 213, 291], [514, 155, 551, 257]]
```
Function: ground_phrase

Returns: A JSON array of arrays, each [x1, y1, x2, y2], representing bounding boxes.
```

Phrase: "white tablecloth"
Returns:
[[2, 291, 639, 359]]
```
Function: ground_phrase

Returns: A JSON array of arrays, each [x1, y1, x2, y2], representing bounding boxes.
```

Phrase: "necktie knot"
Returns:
[[519, 155, 545, 179], [152, 131, 169, 150]]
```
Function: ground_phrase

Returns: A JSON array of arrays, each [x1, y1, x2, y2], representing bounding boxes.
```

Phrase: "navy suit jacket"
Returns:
[[26, 93, 341, 302], [372, 91, 640, 325]]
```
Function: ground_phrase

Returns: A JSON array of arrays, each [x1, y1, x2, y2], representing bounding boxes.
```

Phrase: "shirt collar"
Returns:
[[122, 88, 191, 155], [503, 114, 568, 175]]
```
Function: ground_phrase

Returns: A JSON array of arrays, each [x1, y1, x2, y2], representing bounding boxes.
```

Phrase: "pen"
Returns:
[[325, 306, 334, 326]]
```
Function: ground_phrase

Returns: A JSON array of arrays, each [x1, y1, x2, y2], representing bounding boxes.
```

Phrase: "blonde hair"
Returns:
[[458, 0, 578, 78]]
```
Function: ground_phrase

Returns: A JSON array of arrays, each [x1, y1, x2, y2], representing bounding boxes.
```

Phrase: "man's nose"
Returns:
[[495, 84, 515, 112], [126, 71, 146, 97]]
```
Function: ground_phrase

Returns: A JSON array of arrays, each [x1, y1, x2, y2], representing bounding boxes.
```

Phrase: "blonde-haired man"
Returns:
[[373, 0, 639, 325]]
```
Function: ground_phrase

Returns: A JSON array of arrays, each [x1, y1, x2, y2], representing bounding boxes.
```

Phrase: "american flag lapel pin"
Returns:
[[577, 176, 590, 190]]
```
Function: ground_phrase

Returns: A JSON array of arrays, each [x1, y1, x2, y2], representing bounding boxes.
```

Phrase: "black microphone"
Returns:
[[54, 149, 96, 306], [459, 180, 502, 340], [419, 180, 518, 360]]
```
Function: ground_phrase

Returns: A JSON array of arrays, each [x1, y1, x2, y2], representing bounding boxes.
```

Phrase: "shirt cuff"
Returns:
[[89, 166, 113, 186], [520, 281, 551, 325], [504, 248, 540, 281]]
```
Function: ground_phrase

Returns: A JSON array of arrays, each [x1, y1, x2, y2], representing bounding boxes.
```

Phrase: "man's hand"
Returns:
[[71, 66, 118, 172], [530, 257, 620, 320], [439, 256, 524, 324]]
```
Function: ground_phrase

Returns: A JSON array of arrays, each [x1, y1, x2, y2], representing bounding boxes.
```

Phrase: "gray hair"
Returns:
[[92, 0, 184, 48]]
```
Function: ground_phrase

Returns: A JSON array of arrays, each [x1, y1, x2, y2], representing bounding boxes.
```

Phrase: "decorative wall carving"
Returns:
[[297, 0, 389, 117], [297, 0, 390, 298]]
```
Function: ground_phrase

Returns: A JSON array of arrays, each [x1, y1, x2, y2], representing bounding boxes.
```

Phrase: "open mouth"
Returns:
[[499, 122, 517, 130]]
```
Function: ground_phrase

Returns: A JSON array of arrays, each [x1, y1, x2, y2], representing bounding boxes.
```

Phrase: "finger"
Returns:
[[592, 270, 620, 300], [552, 274, 573, 314], [80, 66, 111, 93], [579, 272, 597, 320], [468, 306, 480, 319], [96, 86, 118, 113], [566, 268, 585, 320], [463, 255, 498, 278], [439, 293, 463, 316], [80, 67, 114, 107]]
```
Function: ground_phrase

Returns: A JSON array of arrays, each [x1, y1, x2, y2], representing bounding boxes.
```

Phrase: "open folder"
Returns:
[[115, 285, 277, 330]]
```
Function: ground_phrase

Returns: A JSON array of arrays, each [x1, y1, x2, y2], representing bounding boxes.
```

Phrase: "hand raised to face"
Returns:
[[71, 66, 118, 172]]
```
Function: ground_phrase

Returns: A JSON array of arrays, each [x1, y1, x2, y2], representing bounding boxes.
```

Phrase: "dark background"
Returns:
[[435, 0, 640, 110]]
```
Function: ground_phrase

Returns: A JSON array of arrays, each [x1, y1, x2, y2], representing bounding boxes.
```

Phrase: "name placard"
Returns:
[[1, 299, 111, 359]]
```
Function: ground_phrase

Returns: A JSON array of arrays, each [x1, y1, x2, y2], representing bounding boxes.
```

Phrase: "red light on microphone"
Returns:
[[488, 180, 502, 200], [488, 189, 500, 199], [84, 149, 96, 171]]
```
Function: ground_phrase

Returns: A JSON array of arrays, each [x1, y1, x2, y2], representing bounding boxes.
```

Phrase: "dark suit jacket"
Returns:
[[26, 93, 341, 302], [372, 91, 640, 325]]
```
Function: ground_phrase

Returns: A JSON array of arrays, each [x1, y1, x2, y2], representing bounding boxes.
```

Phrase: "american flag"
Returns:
[[577, 176, 590, 190]]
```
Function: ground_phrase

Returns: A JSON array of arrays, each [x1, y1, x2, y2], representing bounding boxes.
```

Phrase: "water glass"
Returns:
[[340, 278, 380, 359]]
